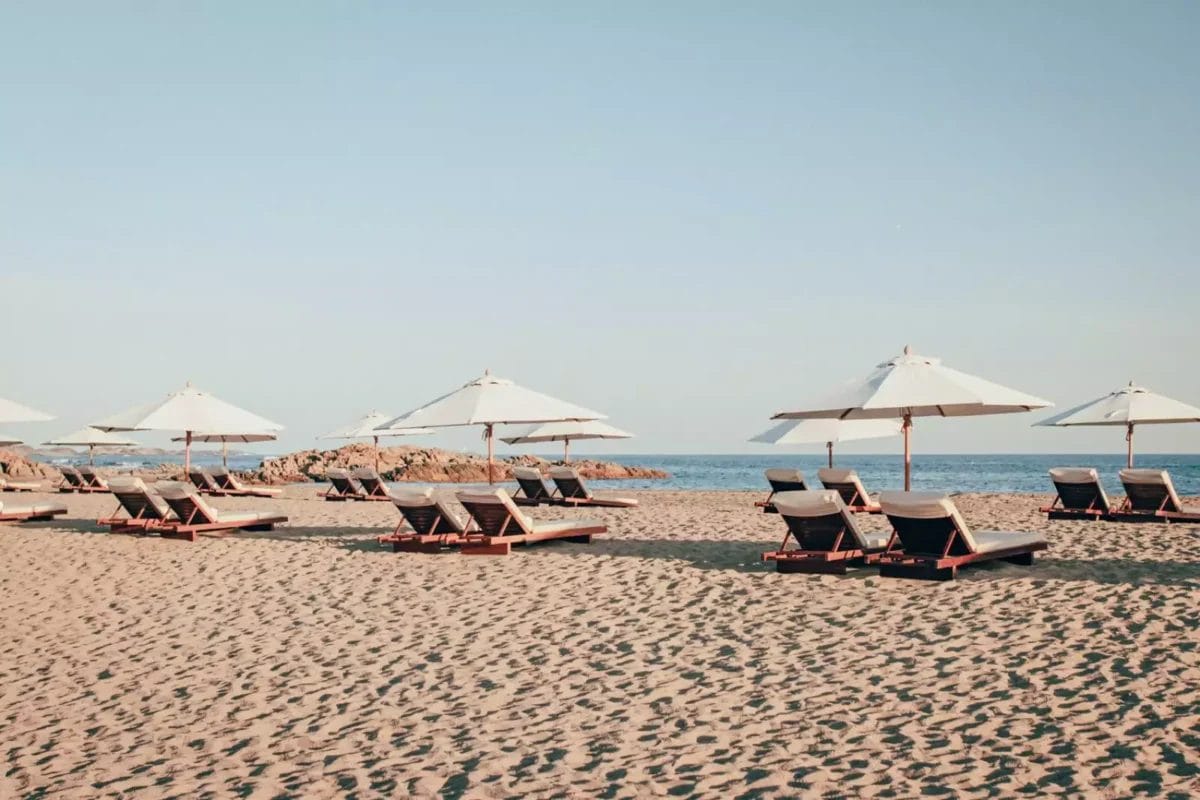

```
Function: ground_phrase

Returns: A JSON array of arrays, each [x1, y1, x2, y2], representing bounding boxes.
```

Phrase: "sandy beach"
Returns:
[[1, 487, 1198, 798]]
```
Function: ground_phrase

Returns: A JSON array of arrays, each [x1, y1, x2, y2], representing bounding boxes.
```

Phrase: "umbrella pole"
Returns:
[[374, 435, 380, 473], [564, 439, 570, 463], [89, 444, 95, 467], [223, 441, 228, 468], [185, 430, 192, 473], [827, 441, 833, 468], [1126, 423, 1134, 469], [486, 424, 495, 485], [902, 413, 912, 491]]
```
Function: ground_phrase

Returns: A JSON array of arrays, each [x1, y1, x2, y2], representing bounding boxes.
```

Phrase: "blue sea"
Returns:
[[42, 452, 1200, 495]]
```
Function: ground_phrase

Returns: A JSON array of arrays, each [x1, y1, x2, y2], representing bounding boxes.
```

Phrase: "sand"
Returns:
[[1, 486, 1198, 798]]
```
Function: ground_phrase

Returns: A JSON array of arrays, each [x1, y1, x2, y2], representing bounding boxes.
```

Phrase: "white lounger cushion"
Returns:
[[513, 466, 548, 483], [1049, 467, 1101, 484], [0, 478, 42, 491], [0, 500, 67, 516], [352, 467, 383, 481], [879, 491, 1046, 554], [772, 490, 888, 550], [548, 467, 639, 507], [765, 468, 805, 484]]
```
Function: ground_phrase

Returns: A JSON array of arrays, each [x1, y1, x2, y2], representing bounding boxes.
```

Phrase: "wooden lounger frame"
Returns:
[[512, 473, 563, 507], [321, 471, 365, 501], [457, 495, 606, 556], [61, 467, 108, 493], [819, 480, 882, 514], [98, 492, 174, 533], [1039, 479, 1111, 521], [352, 471, 393, 502], [1112, 488, 1200, 524], [377, 501, 470, 553], [877, 515, 1047, 581], [761, 510, 882, 575]]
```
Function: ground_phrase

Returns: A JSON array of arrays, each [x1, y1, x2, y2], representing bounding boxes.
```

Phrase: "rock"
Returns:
[[0, 450, 63, 480], [251, 444, 669, 485]]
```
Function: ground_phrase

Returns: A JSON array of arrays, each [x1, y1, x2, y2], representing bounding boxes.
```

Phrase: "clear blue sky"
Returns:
[[3, 2, 1198, 457]]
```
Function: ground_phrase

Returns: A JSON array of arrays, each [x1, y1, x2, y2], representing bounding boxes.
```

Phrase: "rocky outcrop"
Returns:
[[252, 443, 668, 485], [0, 450, 63, 480]]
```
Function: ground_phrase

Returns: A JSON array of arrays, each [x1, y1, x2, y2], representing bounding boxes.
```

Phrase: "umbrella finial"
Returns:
[[903, 344, 912, 355]]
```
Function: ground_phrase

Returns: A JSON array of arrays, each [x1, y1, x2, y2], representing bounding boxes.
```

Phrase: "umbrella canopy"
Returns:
[[750, 418, 902, 467], [319, 411, 434, 471], [0, 433, 24, 447], [1035, 382, 1200, 467], [500, 420, 633, 462], [92, 383, 284, 471], [383, 372, 606, 483], [0, 396, 54, 424], [171, 431, 278, 468], [772, 346, 1052, 489], [45, 427, 140, 466]]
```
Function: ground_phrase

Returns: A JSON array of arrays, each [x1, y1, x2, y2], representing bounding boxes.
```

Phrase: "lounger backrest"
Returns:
[[548, 466, 591, 500], [1119, 469, 1183, 513], [352, 467, 387, 494], [1048, 468, 1111, 513], [817, 468, 871, 506], [61, 467, 85, 486], [108, 476, 172, 520], [78, 465, 106, 487], [773, 490, 872, 551], [187, 467, 222, 491], [326, 468, 361, 495], [455, 488, 534, 537], [156, 481, 220, 524], [764, 468, 808, 493], [209, 464, 238, 489], [879, 492, 978, 557], [513, 467, 552, 500], [391, 488, 465, 534]]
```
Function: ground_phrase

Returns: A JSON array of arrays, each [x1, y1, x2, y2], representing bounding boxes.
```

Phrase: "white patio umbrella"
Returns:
[[501, 420, 633, 462], [0, 433, 23, 447], [1035, 382, 1200, 468], [45, 427, 140, 466], [92, 383, 284, 472], [750, 418, 903, 468], [171, 431, 278, 468], [382, 372, 606, 483], [319, 411, 434, 472], [0, 396, 53, 424], [772, 345, 1052, 490]]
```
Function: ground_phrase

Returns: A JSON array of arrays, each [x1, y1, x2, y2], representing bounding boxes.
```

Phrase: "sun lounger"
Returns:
[[58, 466, 88, 492], [762, 490, 892, 574], [378, 488, 472, 553], [547, 466, 638, 508], [817, 468, 881, 513], [878, 492, 1047, 581], [154, 482, 288, 541], [0, 475, 41, 492], [756, 468, 810, 513], [74, 465, 110, 492], [1039, 468, 1113, 520], [512, 466, 563, 506], [98, 476, 177, 532], [187, 466, 227, 496], [455, 488, 606, 555], [1115, 469, 1200, 523], [0, 498, 68, 523], [322, 467, 365, 501], [351, 467, 393, 501], [208, 465, 281, 498]]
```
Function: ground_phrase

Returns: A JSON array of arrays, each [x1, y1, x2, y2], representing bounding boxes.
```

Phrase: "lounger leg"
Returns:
[[461, 541, 512, 556], [880, 562, 957, 581]]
